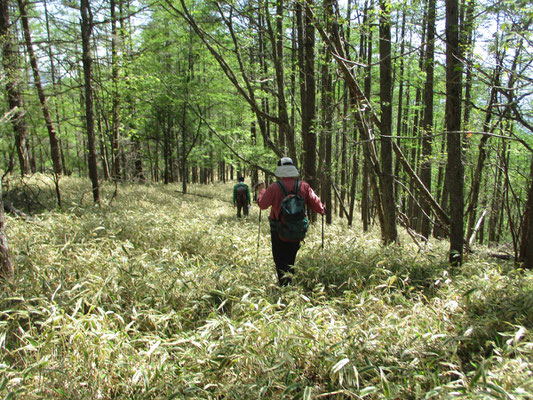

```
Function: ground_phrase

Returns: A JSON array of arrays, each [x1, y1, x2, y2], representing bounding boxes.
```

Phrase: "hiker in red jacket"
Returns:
[[257, 157, 325, 286]]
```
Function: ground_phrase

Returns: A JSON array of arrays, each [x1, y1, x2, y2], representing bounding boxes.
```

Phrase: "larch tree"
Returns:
[[0, 0, 31, 176], [445, 0, 464, 264], [0, 173, 13, 279], [378, 0, 398, 244], [419, 0, 436, 239], [80, 0, 100, 203], [110, 0, 121, 180], [300, 0, 317, 190], [18, 0, 62, 178]]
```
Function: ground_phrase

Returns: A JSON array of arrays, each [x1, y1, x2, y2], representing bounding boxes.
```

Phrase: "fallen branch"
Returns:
[[398, 210, 426, 250], [4, 202, 32, 221], [468, 208, 489, 248], [489, 252, 513, 261]]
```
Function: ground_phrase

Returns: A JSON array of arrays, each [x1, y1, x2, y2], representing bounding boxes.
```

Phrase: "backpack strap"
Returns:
[[277, 180, 288, 196], [277, 179, 299, 196]]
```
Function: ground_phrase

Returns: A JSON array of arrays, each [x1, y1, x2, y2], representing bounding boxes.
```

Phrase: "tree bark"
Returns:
[[420, 0, 436, 239], [80, 0, 100, 203], [465, 67, 500, 248], [394, 11, 407, 207], [300, 1, 317, 190], [110, 0, 121, 179], [0, 181, 14, 279], [488, 139, 504, 244], [379, 0, 398, 244], [445, 0, 464, 264], [0, 0, 31, 176], [519, 156, 533, 269], [265, 0, 296, 160], [18, 0, 62, 177]]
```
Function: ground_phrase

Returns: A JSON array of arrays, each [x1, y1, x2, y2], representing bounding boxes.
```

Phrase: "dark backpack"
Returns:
[[235, 184, 248, 205], [276, 180, 309, 242]]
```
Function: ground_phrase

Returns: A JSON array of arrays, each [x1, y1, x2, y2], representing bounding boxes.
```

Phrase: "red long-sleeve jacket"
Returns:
[[257, 177, 325, 220]]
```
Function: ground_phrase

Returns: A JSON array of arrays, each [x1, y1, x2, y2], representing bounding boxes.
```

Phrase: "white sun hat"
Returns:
[[275, 157, 300, 178]]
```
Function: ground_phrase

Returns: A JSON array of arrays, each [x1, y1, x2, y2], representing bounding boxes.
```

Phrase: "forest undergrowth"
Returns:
[[1, 175, 532, 399]]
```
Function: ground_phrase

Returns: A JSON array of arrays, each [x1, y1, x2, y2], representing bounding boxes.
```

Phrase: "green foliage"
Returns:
[[0, 177, 531, 399]]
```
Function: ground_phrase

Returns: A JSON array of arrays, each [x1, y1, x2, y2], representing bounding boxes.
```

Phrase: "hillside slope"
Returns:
[[1, 176, 532, 399]]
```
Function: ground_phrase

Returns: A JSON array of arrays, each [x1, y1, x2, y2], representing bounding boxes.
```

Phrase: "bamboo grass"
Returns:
[[0, 175, 531, 399]]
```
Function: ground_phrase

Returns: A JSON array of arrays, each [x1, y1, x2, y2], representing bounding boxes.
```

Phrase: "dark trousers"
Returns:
[[270, 231, 300, 286], [237, 202, 249, 218]]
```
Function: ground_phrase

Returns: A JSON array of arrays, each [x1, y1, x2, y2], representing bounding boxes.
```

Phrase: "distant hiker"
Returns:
[[257, 157, 325, 286], [233, 176, 251, 218]]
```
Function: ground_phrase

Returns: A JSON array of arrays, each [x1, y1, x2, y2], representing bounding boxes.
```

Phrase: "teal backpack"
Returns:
[[276, 180, 309, 242]]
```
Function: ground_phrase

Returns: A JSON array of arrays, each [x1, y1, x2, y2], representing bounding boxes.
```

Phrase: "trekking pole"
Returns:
[[321, 213, 325, 272], [256, 208, 262, 268]]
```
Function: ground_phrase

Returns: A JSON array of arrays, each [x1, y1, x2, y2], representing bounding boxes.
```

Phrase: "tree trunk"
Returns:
[[359, 0, 373, 230], [298, 1, 317, 192], [379, 0, 398, 244], [394, 11, 407, 206], [44, 0, 69, 175], [408, 5, 427, 231], [488, 140, 504, 244], [465, 70, 500, 248], [361, 156, 370, 230], [266, 0, 296, 160], [460, 0, 476, 131], [81, 0, 100, 203], [0, 0, 31, 176], [110, 0, 121, 179], [18, 0, 62, 178], [0, 181, 14, 279], [519, 156, 533, 269], [339, 0, 352, 219], [419, 0, 436, 239], [445, 0, 464, 264]]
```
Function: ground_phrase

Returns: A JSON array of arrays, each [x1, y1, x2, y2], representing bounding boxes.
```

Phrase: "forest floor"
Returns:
[[1, 175, 532, 399]]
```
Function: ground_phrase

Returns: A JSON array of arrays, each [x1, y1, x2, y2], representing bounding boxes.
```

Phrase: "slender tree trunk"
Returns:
[[379, 0, 398, 244], [519, 156, 533, 269], [0, 181, 14, 279], [445, 0, 464, 264], [460, 0, 476, 131], [359, 1, 373, 230], [408, 5, 427, 230], [465, 65, 500, 246], [81, 0, 100, 203], [18, 0, 63, 178], [44, 0, 69, 176], [394, 11, 406, 205], [267, 0, 296, 160], [0, 0, 31, 176], [110, 0, 121, 179], [488, 140, 504, 244], [320, 5, 333, 223], [300, 1, 317, 191], [420, 0, 436, 239], [257, 12, 272, 151], [361, 156, 370, 230], [339, 0, 352, 219]]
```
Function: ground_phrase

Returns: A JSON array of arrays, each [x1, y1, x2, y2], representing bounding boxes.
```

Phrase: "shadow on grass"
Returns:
[[4, 180, 60, 215], [296, 252, 452, 302], [456, 282, 533, 367]]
